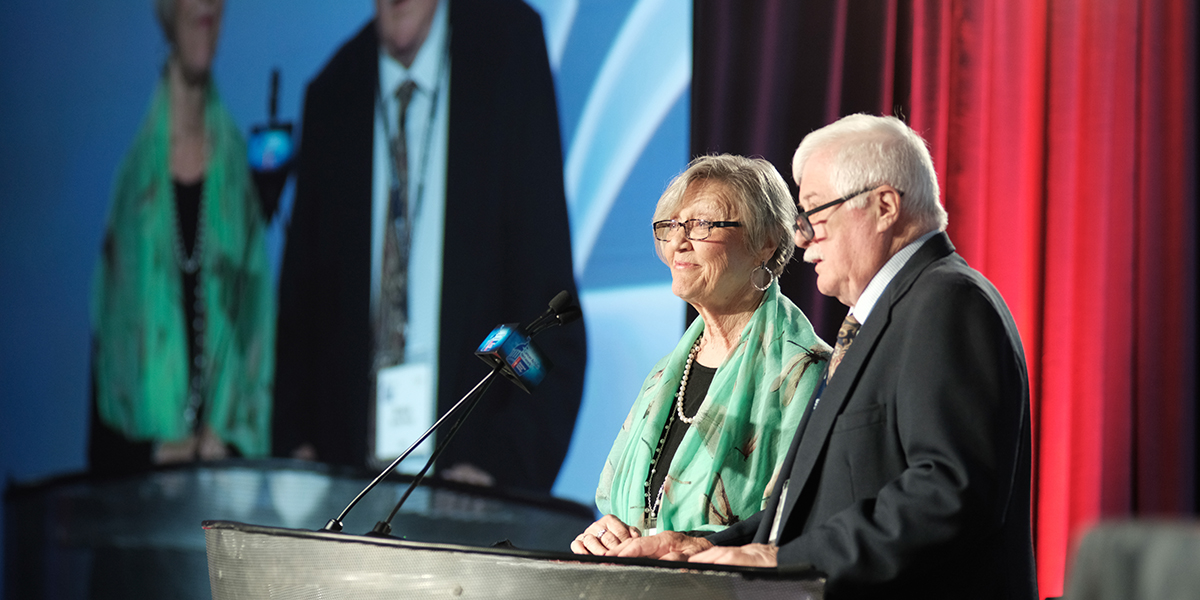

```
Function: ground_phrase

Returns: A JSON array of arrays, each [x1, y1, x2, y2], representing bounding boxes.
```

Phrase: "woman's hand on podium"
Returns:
[[571, 514, 641, 555]]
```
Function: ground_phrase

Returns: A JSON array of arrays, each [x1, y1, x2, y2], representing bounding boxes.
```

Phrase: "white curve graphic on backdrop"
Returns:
[[565, 0, 691, 278], [526, 0, 578, 72]]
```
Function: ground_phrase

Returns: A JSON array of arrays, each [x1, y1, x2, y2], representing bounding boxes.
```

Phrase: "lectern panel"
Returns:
[[205, 521, 825, 600]]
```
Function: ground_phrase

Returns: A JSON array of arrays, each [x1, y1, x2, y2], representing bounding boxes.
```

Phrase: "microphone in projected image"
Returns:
[[247, 68, 294, 218], [320, 291, 582, 535]]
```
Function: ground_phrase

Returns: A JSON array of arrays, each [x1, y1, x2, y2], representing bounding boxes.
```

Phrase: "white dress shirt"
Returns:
[[369, 0, 451, 370]]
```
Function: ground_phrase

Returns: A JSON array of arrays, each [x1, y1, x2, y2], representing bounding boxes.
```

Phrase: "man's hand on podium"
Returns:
[[611, 530, 715, 560], [689, 542, 778, 567]]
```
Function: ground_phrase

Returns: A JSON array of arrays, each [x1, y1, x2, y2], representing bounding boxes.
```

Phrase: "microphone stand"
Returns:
[[368, 363, 497, 536], [369, 307, 584, 535], [321, 363, 502, 532], [318, 291, 581, 534]]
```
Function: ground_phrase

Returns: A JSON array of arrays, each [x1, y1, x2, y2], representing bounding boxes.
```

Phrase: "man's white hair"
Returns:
[[793, 114, 948, 233]]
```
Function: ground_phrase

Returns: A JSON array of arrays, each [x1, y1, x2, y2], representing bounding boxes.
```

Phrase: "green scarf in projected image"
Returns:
[[90, 76, 275, 457]]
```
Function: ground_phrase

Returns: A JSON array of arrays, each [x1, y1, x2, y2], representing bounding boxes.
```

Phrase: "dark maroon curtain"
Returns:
[[691, 1, 1196, 597], [691, 0, 912, 340]]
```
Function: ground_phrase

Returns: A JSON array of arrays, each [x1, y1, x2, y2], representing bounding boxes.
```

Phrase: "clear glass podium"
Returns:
[[5, 459, 596, 598]]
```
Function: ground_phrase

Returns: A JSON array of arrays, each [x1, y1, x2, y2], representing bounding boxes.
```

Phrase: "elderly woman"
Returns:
[[572, 154, 830, 555], [89, 0, 273, 472]]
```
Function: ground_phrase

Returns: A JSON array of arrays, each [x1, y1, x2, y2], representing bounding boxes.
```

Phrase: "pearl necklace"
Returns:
[[675, 336, 703, 424], [183, 271, 207, 429], [171, 180, 206, 275], [643, 336, 705, 529], [172, 181, 208, 427]]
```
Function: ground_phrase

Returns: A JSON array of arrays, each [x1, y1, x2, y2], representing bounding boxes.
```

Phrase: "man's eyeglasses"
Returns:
[[795, 185, 903, 242], [652, 219, 742, 242]]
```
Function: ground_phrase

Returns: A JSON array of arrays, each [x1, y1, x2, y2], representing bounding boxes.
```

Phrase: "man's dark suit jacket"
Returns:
[[708, 233, 1037, 599], [273, 0, 586, 493]]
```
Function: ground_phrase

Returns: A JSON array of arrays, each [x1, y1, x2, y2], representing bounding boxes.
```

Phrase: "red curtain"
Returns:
[[693, 1, 1195, 597]]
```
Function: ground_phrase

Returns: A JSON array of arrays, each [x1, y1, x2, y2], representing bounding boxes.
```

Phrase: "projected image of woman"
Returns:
[[572, 155, 830, 554], [89, 0, 274, 472]]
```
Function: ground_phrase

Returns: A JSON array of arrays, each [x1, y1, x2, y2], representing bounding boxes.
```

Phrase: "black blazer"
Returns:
[[273, 0, 586, 493], [709, 233, 1037, 599]]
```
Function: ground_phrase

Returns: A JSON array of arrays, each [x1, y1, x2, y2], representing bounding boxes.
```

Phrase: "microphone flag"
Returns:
[[475, 324, 551, 393]]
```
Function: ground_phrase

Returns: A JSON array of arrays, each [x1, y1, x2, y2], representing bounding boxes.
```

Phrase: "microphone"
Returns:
[[549, 305, 582, 329], [319, 291, 582, 534], [247, 68, 294, 218]]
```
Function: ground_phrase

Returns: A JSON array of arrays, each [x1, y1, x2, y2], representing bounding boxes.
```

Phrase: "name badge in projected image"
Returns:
[[375, 362, 435, 470]]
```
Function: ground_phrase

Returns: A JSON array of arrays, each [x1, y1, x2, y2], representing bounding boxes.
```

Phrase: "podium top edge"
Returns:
[[202, 520, 824, 581]]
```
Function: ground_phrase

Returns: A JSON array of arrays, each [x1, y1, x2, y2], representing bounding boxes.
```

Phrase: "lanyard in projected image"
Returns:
[[373, 37, 448, 246]]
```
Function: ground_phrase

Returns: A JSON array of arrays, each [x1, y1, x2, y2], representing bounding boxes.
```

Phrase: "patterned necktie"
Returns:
[[826, 313, 860, 382], [376, 80, 418, 371]]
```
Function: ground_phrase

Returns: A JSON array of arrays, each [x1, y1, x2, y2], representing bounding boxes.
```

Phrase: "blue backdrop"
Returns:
[[0, 0, 691, 591]]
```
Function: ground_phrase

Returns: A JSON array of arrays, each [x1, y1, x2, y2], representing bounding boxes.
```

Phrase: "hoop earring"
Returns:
[[750, 261, 773, 292]]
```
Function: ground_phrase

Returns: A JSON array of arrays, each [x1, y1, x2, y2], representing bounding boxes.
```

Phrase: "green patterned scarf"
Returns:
[[597, 281, 830, 532], [90, 76, 275, 457]]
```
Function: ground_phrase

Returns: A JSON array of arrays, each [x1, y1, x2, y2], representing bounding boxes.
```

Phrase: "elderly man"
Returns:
[[608, 114, 1037, 599]]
